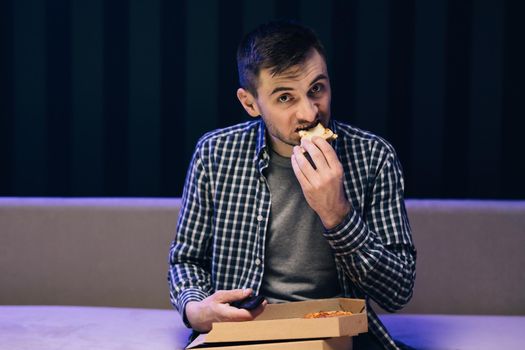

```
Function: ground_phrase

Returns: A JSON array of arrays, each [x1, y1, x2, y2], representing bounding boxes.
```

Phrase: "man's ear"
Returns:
[[237, 88, 261, 117]]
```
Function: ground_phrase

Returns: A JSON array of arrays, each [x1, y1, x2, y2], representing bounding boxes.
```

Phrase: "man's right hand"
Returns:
[[185, 289, 267, 333]]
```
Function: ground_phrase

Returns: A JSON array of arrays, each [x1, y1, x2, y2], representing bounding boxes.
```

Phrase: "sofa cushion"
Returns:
[[380, 313, 525, 350], [2, 306, 524, 350], [0, 305, 192, 350]]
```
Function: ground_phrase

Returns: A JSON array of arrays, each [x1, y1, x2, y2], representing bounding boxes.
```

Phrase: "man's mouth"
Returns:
[[295, 123, 320, 133]]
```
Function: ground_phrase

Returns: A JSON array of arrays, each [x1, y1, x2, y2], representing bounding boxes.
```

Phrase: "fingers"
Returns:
[[292, 145, 320, 183], [300, 138, 329, 171], [217, 289, 264, 322], [291, 153, 313, 188], [297, 137, 340, 174], [187, 289, 262, 332], [249, 300, 268, 319], [213, 288, 253, 303], [214, 288, 258, 318], [232, 299, 267, 321], [311, 137, 340, 167], [222, 306, 258, 322], [292, 137, 336, 187]]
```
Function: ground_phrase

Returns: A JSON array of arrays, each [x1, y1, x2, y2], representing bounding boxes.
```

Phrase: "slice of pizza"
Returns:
[[298, 123, 338, 142]]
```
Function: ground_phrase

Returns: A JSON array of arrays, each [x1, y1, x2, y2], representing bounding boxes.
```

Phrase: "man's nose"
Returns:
[[296, 98, 319, 122]]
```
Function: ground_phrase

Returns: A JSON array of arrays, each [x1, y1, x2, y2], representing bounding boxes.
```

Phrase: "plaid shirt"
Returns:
[[169, 119, 416, 349]]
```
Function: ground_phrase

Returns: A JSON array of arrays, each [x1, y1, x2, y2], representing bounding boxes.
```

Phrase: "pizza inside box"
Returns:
[[186, 298, 368, 350]]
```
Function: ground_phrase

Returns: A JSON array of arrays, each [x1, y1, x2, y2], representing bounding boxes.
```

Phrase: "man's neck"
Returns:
[[268, 135, 293, 158]]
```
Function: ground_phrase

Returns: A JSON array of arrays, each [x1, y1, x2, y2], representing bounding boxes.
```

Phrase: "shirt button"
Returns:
[[257, 215, 263, 222], [255, 258, 261, 266]]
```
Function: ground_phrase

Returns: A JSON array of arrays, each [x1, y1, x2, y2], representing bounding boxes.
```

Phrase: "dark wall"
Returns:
[[1, 0, 524, 199]]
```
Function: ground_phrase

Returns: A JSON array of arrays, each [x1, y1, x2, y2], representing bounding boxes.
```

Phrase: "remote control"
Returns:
[[231, 294, 265, 310]]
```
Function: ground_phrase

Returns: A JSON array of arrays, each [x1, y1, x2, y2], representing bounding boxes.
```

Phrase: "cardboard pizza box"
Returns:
[[186, 298, 367, 349], [187, 336, 353, 350]]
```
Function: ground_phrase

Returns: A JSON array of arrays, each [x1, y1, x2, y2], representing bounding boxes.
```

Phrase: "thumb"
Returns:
[[214, 288, 253, 303]]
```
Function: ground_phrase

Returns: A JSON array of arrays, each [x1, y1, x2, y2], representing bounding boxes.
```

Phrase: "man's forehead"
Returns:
[[270, 65, 306, 82], [258, 51, 328, 92]]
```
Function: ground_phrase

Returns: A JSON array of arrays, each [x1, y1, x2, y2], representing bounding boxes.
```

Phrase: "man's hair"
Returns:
[[237, 20, 326, 97]]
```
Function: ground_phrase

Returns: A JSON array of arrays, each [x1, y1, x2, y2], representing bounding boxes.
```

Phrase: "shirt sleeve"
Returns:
[[323, 150, 417, 312], [168, 141, 215, 325]]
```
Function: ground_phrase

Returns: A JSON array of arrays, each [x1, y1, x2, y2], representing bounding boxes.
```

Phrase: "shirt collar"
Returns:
[[255, 118, 267, 158], [254, 119, 270, 172]]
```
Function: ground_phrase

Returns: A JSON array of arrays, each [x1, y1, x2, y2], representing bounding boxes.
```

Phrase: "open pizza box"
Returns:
[[186, 298, 368, 350]]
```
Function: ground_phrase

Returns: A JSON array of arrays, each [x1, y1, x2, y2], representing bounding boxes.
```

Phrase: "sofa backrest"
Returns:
[[1, 198, 524, 315], [0, 198, 181, 309], [397, 200, 525, 316]]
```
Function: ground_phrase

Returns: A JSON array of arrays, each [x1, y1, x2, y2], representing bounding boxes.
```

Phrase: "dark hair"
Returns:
[[237, 20, 326, 96]]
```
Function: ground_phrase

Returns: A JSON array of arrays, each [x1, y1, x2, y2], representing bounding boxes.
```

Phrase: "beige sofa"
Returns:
[[1, 197, 524, 349]]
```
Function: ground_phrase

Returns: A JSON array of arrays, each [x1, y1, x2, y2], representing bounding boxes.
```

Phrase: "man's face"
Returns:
[[253, 49, 331, 157]]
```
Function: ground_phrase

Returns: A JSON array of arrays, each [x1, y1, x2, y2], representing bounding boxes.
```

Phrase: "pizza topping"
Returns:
[[303, 310, 353, 319]]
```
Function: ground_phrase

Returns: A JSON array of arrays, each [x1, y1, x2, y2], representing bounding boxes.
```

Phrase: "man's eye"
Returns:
[[278, 95, 291, 103], [311, 84, 322, 94]]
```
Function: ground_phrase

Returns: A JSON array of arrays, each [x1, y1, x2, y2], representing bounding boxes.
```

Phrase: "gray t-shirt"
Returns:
[[260, 150, 341, 304]]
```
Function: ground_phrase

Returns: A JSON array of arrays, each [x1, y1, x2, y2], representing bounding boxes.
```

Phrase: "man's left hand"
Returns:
[[291, 137, 351, 229]]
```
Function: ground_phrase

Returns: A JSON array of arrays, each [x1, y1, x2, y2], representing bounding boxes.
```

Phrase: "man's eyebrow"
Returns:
[[309, 74, 329, 86], [270, 86, 293, 96], [269, 74, 329, 96]]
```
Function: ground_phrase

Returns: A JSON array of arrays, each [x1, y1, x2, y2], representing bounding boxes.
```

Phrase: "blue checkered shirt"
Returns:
[[169, 119, 416, 349]]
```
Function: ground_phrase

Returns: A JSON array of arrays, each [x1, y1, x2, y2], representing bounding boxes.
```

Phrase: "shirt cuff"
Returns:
[[323, 208, 370, 254], [177, 288, 209, 328]]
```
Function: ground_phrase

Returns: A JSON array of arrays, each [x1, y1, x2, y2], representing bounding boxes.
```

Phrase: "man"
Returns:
[[169, 20, 416, 349]]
